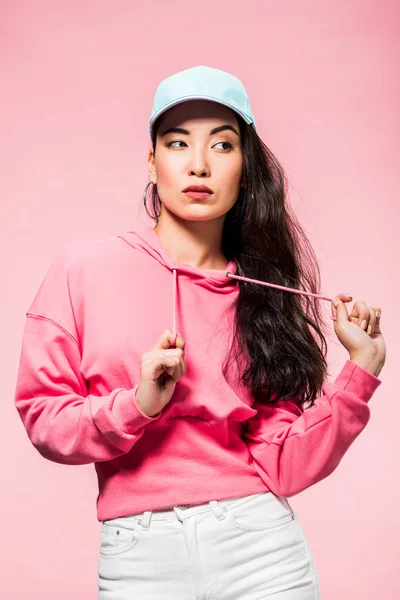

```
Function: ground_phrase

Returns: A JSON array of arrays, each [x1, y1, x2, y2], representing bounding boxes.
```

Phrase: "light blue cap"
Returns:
[[148, 65, 257, 138]]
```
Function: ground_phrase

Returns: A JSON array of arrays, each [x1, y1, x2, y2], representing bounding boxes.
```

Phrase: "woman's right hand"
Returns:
[[135, 329, 186, 417]]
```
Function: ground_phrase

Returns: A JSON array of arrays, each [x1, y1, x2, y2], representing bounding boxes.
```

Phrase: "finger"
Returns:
[[159, 350, 184, 379], [333, 292, 353, 306], [349, 303, 360, 325], [366, 306, 376, 336], [372, 307, 382, 334], [339, 292, 353, 301], [151, 329, 171, 351], [162, 356, 178, 377], [167, 358, 182, 379], [158, 348, 183, 364], [181, 356, 187, 376], [143, 347, 182, 366], [350, 300, 371, 330], [148, 353, 181, 379], [170, 357, 184, 381], [152, 329, 185, 352], [331, 295, 351, 323], [169, 353, 187, 381], [168, 330, 185, 351]]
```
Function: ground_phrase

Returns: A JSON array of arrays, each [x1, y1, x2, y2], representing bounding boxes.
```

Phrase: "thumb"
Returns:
[[152, 329, 185, 351], [331, 295, 349, 323]]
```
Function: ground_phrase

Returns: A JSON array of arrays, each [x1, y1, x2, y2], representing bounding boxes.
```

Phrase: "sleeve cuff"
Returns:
[[112, 386, 162, 434], [333, 359, 382, 403]]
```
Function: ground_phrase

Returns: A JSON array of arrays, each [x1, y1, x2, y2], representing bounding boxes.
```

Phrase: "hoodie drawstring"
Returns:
[[225, 271, 333, 302], [169, 269, 178, 348], [168, 268, 337, 350]]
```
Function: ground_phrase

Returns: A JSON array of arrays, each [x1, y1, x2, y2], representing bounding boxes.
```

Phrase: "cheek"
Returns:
[[155, 154, 179, 185], [154, 157, 181, 203], [222, 159, 243, 190]]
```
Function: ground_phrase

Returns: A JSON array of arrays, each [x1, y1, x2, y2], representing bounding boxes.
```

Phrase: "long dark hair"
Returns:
[[145, 114, 331, 409]]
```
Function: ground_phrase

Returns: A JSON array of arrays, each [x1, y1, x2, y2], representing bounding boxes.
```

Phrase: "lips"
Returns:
[[183, 185, 213, 193]]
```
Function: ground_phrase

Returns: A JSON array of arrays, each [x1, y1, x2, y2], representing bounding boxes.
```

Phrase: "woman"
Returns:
[[14, 65, 385, 599]]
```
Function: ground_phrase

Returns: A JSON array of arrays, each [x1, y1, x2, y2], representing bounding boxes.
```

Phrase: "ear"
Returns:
[[147, 148, 157, 183]]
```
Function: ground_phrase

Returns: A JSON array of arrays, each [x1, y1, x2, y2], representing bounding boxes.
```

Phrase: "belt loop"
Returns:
[[140, 510, 152, 530], [209, 500, 226, 520]]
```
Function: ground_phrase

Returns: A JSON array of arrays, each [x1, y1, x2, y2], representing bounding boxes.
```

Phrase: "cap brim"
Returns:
[[149, 95, 254, 134]]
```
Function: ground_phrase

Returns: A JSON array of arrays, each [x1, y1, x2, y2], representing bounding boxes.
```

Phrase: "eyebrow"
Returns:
[[159, 124, 240, 138]]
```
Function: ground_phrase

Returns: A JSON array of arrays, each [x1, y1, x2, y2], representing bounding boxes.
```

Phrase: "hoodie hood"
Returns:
[[119, 223, 238, 288], [117, 223, 333, 349]]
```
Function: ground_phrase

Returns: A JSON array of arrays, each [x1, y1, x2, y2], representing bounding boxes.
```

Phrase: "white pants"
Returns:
[[97, 491, 320, 599]]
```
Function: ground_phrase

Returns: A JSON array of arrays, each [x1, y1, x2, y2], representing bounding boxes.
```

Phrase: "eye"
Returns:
[[167, 141, 187, 148], [214, 141, 233, 151]]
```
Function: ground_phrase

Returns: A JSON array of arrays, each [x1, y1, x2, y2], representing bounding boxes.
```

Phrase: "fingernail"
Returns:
[[361, 319, 367, 329]]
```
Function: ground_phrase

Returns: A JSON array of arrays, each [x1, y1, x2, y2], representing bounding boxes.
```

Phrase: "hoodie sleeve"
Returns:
[[243, 360, 382, 497], [14, 243, 162, 466]]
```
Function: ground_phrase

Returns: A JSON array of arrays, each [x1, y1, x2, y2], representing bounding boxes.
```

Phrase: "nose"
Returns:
[[188, 147, 210, 177], [189, 168, 208, 177]]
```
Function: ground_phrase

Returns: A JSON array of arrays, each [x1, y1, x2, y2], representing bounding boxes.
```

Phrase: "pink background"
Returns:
[[2, 1, 399, 597]]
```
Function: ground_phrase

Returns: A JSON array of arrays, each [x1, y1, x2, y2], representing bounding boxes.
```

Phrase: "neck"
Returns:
[[153, 214, 228, 270]]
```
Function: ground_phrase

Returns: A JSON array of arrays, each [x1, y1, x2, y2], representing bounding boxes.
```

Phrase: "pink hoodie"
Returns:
[[14, 223, 382, 522]]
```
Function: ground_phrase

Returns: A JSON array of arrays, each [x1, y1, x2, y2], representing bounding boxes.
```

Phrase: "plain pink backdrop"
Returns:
[[2, 1, 399, 598]]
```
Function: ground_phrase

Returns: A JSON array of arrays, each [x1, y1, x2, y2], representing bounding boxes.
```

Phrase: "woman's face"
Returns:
[[148, 100, 245, 223]]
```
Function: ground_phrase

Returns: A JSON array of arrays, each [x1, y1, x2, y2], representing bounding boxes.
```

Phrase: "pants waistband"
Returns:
[[103, 492, 273, 531]]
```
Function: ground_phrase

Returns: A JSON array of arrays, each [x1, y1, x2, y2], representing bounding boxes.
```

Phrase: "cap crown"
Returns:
[[149, 65, 256, 137]]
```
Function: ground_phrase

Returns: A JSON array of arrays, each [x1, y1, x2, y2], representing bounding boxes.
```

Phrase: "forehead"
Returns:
[[157, 99, 239, 131]]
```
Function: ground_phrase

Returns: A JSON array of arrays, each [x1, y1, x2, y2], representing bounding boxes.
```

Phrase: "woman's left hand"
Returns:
[[331, 293, 386, 365]]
